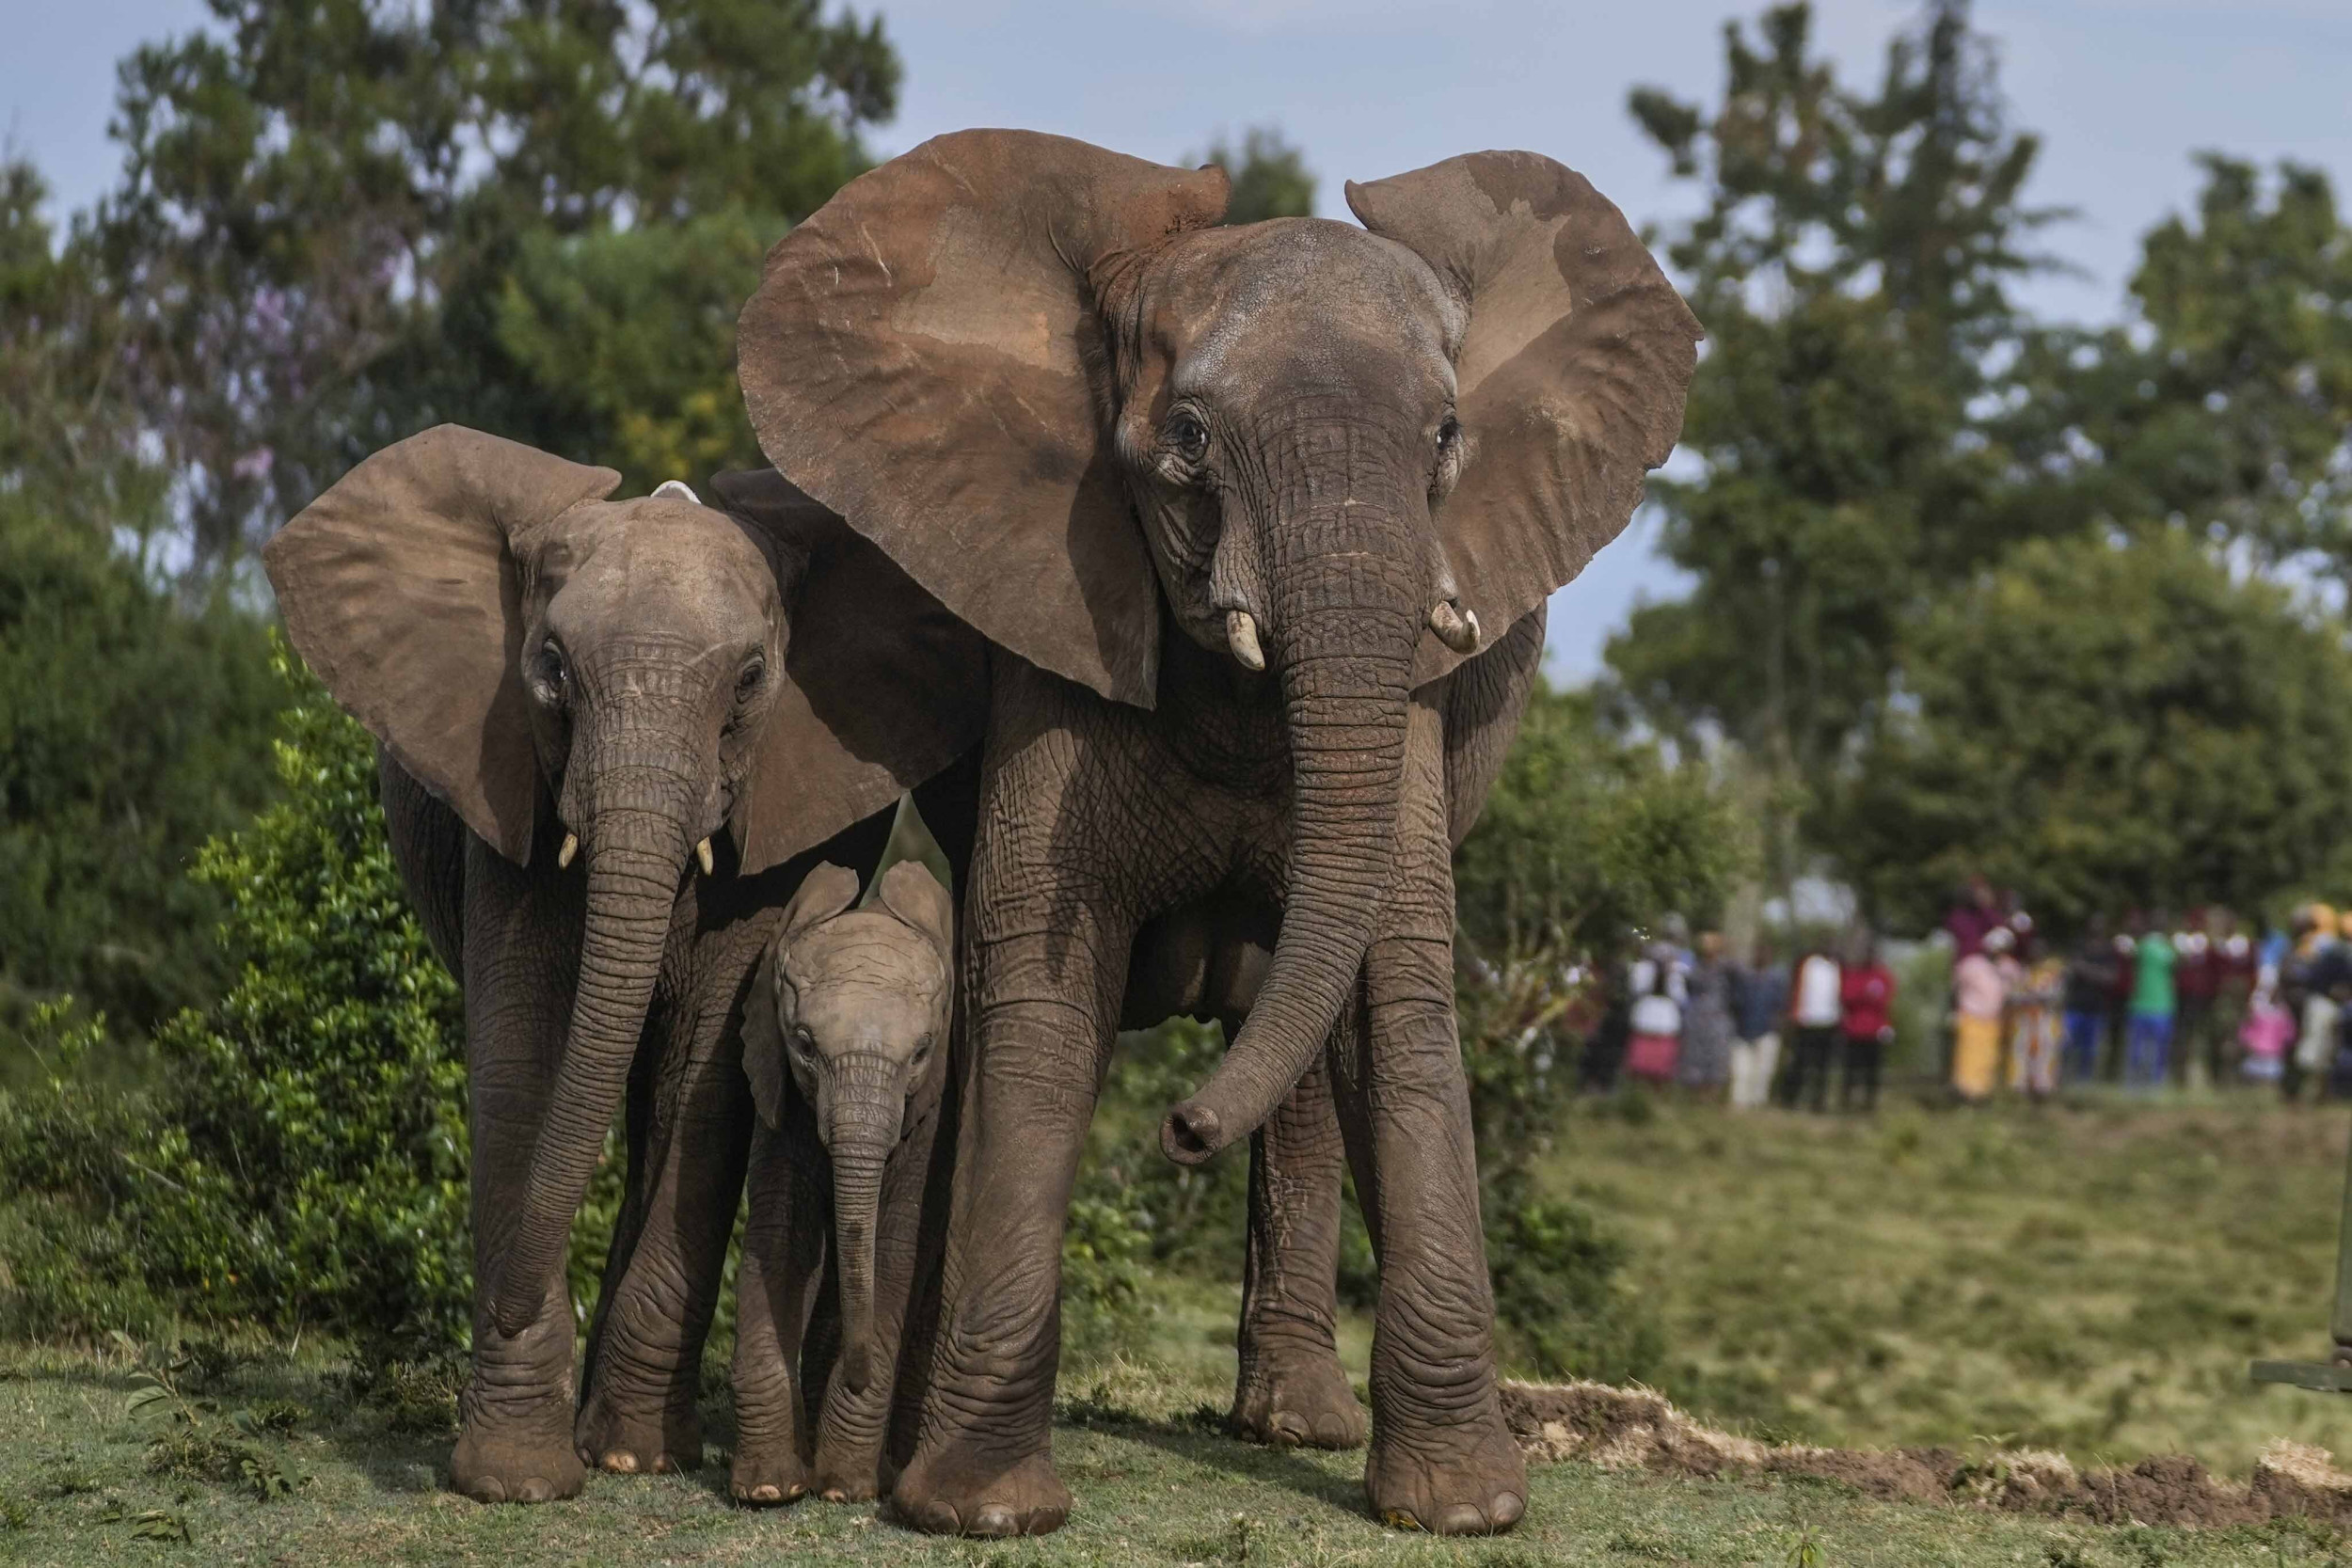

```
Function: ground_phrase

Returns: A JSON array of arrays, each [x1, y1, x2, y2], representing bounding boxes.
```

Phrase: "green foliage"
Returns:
[[1837, 531, 2352, 932], [0, 495, 280, 1037], [84, 0, 899, 567], [1190, 126, 1317, 226], [1454, 683, 1749, 961], [1486, 1191, 1665, 1386]]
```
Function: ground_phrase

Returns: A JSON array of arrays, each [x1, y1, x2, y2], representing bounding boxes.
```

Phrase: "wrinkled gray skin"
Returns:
[[730, 860, 953, 1506], [373, 509, 899, 1504], [738, 135, 1693, 1538]]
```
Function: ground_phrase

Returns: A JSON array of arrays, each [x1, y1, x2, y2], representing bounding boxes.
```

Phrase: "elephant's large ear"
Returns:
[[711, 468, 990, 874], [741, 946, 788, 1131], [1346, 154, 1702, 686], [737, 130, 1230, 708], [262, 425, 621, 863]]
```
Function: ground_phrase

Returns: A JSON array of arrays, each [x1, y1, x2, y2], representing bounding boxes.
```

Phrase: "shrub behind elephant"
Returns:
[[262, 429, 985, 1502], [739, 130, 1697, 1536]]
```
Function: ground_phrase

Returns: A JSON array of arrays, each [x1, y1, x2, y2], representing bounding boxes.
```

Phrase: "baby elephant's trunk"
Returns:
[[827, 1076, 901, 1394]]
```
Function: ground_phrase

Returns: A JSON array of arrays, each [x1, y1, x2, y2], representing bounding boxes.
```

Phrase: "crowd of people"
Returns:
[[1572, 877, 2352, 1109], [1582, 919, 1899, 1112], [1943, 877, 2352, 1101]]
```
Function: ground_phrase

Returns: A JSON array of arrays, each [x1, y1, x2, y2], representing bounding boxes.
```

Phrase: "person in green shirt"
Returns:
[[2127, 915, 2178, 1088]]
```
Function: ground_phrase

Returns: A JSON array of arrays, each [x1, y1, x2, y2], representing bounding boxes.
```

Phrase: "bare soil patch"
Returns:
[[1502, 1378, 2352, 1528]]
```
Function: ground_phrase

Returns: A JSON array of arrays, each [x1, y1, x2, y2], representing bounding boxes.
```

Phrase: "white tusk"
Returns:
[[557, 832, 579, 870], [1429, 599, 1482, 654], [1226, 609, 1265, 673], [652, 479, 701, 504], [696, 837, 715, 876]]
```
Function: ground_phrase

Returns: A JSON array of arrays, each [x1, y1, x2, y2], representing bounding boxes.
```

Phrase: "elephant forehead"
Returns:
[[1151, 219, 1461, 384], [539, 503, 776, 634], [781, 916, 949, 1023]]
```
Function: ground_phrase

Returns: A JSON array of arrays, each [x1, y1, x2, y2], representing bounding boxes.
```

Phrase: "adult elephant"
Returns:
[[738, 131, 1698, 1536], [262, 430, 985, 1502]]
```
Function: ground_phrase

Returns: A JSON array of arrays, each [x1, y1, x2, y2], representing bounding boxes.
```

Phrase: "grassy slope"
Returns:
[[7, 1096, 2352, 1564], [0, 1342, 2331, 1568], [1560, 1092, 2352, 1472]]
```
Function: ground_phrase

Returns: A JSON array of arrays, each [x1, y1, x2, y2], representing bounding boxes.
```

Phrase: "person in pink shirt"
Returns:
[[1952, 926, 2011, 1101]]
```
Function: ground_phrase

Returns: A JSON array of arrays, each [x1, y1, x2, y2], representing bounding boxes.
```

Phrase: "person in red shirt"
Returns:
[[1839, 936, 1898, 1112]]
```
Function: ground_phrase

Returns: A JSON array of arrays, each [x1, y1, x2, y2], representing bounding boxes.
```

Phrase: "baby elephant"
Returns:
[[731, 858, 952, 1505]]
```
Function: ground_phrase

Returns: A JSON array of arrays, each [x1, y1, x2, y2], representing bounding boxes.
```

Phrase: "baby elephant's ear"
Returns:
[[1346, 153, 1701, 686], [740, 946, 789, 1131], [778, 861, 864, 941], [875, 860, 954, 960]]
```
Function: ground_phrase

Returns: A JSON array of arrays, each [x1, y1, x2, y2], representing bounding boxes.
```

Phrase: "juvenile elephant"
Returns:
[[737, 131, 1698, 1535], [262, 429, 984, 1502], [731, 859, 954, 1506]]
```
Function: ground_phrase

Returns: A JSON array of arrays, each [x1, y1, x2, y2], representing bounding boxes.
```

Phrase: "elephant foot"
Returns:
[[1231, 1336, 1367, 1449], [729, 1441, 812, 1507], [889, 1448, 1071, 1537], [573, 1387, 702, 1477], [451, 1418, 587, 1505], [812, 1448, 882, 1503], [1363, 1415, 1528, 1536]]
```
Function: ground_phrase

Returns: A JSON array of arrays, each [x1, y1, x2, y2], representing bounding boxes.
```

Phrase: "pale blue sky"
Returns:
[[8, 0, 2350, 680]]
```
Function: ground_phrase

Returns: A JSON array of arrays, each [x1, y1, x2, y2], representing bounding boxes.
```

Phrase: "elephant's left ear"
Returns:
[[1346, 153, 1701, 686], [711, 468, 991, 875], [741, 946, 789, 1131], [875, 860, 954, 961]]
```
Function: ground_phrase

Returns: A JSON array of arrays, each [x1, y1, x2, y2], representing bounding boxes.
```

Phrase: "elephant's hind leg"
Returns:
[[1231, 1055, 1367, 1450]]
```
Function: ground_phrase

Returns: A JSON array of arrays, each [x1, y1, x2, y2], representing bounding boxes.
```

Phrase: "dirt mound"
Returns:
[[1502, 1381, 2352, 1529]]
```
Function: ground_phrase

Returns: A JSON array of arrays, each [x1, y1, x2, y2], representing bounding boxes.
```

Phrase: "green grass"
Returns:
[[0, 1338, 2336, 1567], [8, 1093, 2352, 1563], [1558, 1090, 2352, 1472]]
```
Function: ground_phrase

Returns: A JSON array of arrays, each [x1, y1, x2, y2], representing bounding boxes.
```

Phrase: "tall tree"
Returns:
[[84, 0, 898, 571], [1606, 1, 2064, 897], [1189, 126, 1317, 225], [1835, 531, 2352, 933]]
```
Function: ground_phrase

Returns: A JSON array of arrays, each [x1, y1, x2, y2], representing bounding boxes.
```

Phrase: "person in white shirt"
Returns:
[[1783, 946, 1844, 1111]]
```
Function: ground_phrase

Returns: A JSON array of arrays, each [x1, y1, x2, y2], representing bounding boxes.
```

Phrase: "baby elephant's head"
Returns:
[[742, 858, 953, 1391]]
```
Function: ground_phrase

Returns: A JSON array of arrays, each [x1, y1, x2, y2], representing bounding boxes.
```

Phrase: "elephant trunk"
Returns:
[[491, 768, 695, 1338], [826, 1071, 902, 1395], [1162, 518, 1420, 1166]]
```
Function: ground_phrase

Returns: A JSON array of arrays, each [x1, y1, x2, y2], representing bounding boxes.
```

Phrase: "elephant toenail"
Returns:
[[649, 1453, 674, 1474], [1313, 1415, 1351, 1446], [516, 1476, 556, 1504], [973, 1503, 1019, 1536], [466, 1478, 509, 1505], [1438, 1503, 1488, 1534], [1268, 1415, 1306, 1447], [1490, 1491, 1526, 1529], [601, 1449, 639, 1474], [821, 1488, 848, 1502], [910, 1498, 961, 1534]]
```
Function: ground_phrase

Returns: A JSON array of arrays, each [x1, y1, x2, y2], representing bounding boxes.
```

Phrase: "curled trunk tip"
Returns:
[[1159, 1099, 1224, 1167]]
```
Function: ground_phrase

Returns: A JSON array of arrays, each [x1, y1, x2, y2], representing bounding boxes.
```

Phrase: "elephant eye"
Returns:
[[1437, 415, 1462, 451], [536, 640, 570, 702], [912, 1033, 933, 1064], [791, 1025, 815, 1057], [1164, 411, 1209, 463], [736, 656, 766, 702]]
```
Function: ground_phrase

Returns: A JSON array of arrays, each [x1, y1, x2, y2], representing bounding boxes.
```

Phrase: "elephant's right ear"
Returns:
[[738, 130, 1230, 709], [874, 860, 954, 963], [779, 861, 864, 941], [262, 426, 620, 863], [741, 946, 788, 1132]]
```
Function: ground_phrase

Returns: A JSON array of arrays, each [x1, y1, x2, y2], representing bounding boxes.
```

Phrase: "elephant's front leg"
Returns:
[[731, 1125, 826, 1504], [574, 976, 751, 1475], [1231, 1057, 1366, 1450], [1331, 712, 1525, 1536], [890, 893, 1130, 1537], [451, 836, 589, 1504]]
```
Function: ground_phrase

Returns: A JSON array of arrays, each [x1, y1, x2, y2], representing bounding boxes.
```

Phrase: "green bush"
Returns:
[[0, 496, 281, 1039], [0, 648, 619, 1349]]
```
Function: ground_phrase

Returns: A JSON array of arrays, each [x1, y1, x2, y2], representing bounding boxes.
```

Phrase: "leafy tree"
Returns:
[[1835, 531, 2352, 934], [85, 0, 899, 569], [2010, 156, 2352, 578], [0, 492, 280, 1036], [1607, 1, 2064, 895], [1190, 126, 1317, 225]]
